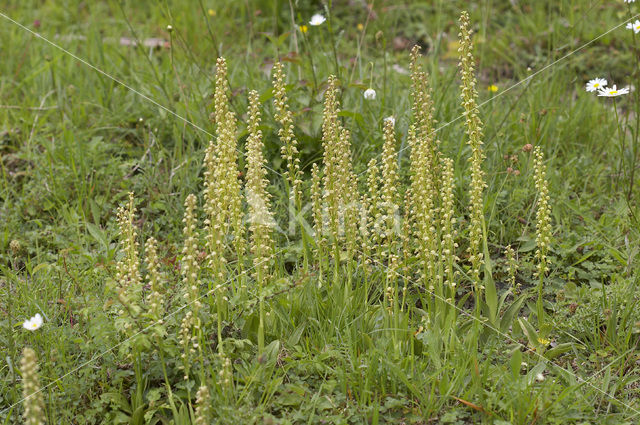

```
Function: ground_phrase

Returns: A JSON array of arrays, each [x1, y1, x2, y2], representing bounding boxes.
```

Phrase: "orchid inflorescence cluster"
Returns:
[[18, 10, 560, 421]]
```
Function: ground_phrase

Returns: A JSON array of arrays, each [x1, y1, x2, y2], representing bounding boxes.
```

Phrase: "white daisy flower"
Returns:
[[384, 116, 395, 126], [626, 19, 640, 33], [585, 77, 607, 92], [309, 14, 326, 26], [23, 313, 43, 331], [624, 0, 636, 3], [597, 84, 630, 97], [363, 88, 376, 100]]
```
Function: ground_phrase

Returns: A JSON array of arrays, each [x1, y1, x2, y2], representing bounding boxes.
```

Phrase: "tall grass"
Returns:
[[2, 1, 640, 423]]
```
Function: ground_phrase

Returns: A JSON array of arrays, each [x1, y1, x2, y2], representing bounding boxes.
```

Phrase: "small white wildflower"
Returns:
[[624, 0, 636, 3], [626, 19, 640, 33], [309, 14, 326, 26], [363, 88, 376, 100], [585, 77, 607, 92], [384, 116, 395, 126], [535, 373, 545, 382], [23, 313, 43, 331], [598, 84, 630, 97]]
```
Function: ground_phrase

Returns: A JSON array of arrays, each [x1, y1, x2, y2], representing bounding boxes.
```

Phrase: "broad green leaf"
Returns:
[[510, 348, 522, 379], [130, 404, 146, 425], [484, 273, 498, 324], [287, 323, 305, 346], [500, 294, 527, 333], [86, 222, 108, 251], [518, 317, 540, 350], [545, 343, 573, 360]]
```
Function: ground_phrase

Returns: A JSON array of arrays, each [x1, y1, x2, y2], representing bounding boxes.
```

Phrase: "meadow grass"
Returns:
[[1, 1, 640, 424]]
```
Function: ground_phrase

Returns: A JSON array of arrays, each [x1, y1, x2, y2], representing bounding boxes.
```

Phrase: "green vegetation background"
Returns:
[[1, 0, 639, 424]]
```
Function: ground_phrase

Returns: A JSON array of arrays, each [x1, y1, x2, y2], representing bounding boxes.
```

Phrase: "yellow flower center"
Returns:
[[611, 90, 618, 95]]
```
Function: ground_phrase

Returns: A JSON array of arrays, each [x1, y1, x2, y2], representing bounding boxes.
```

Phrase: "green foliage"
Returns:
[[2, 0, 640, 424]]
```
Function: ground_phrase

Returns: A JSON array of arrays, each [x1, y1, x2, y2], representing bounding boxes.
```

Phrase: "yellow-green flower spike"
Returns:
[[272, 62, 303, 209], [458, 11, 487, 292], [21, 348, 45, 425], [533, 146, 552, 279], [194, 384, 212, 425]]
